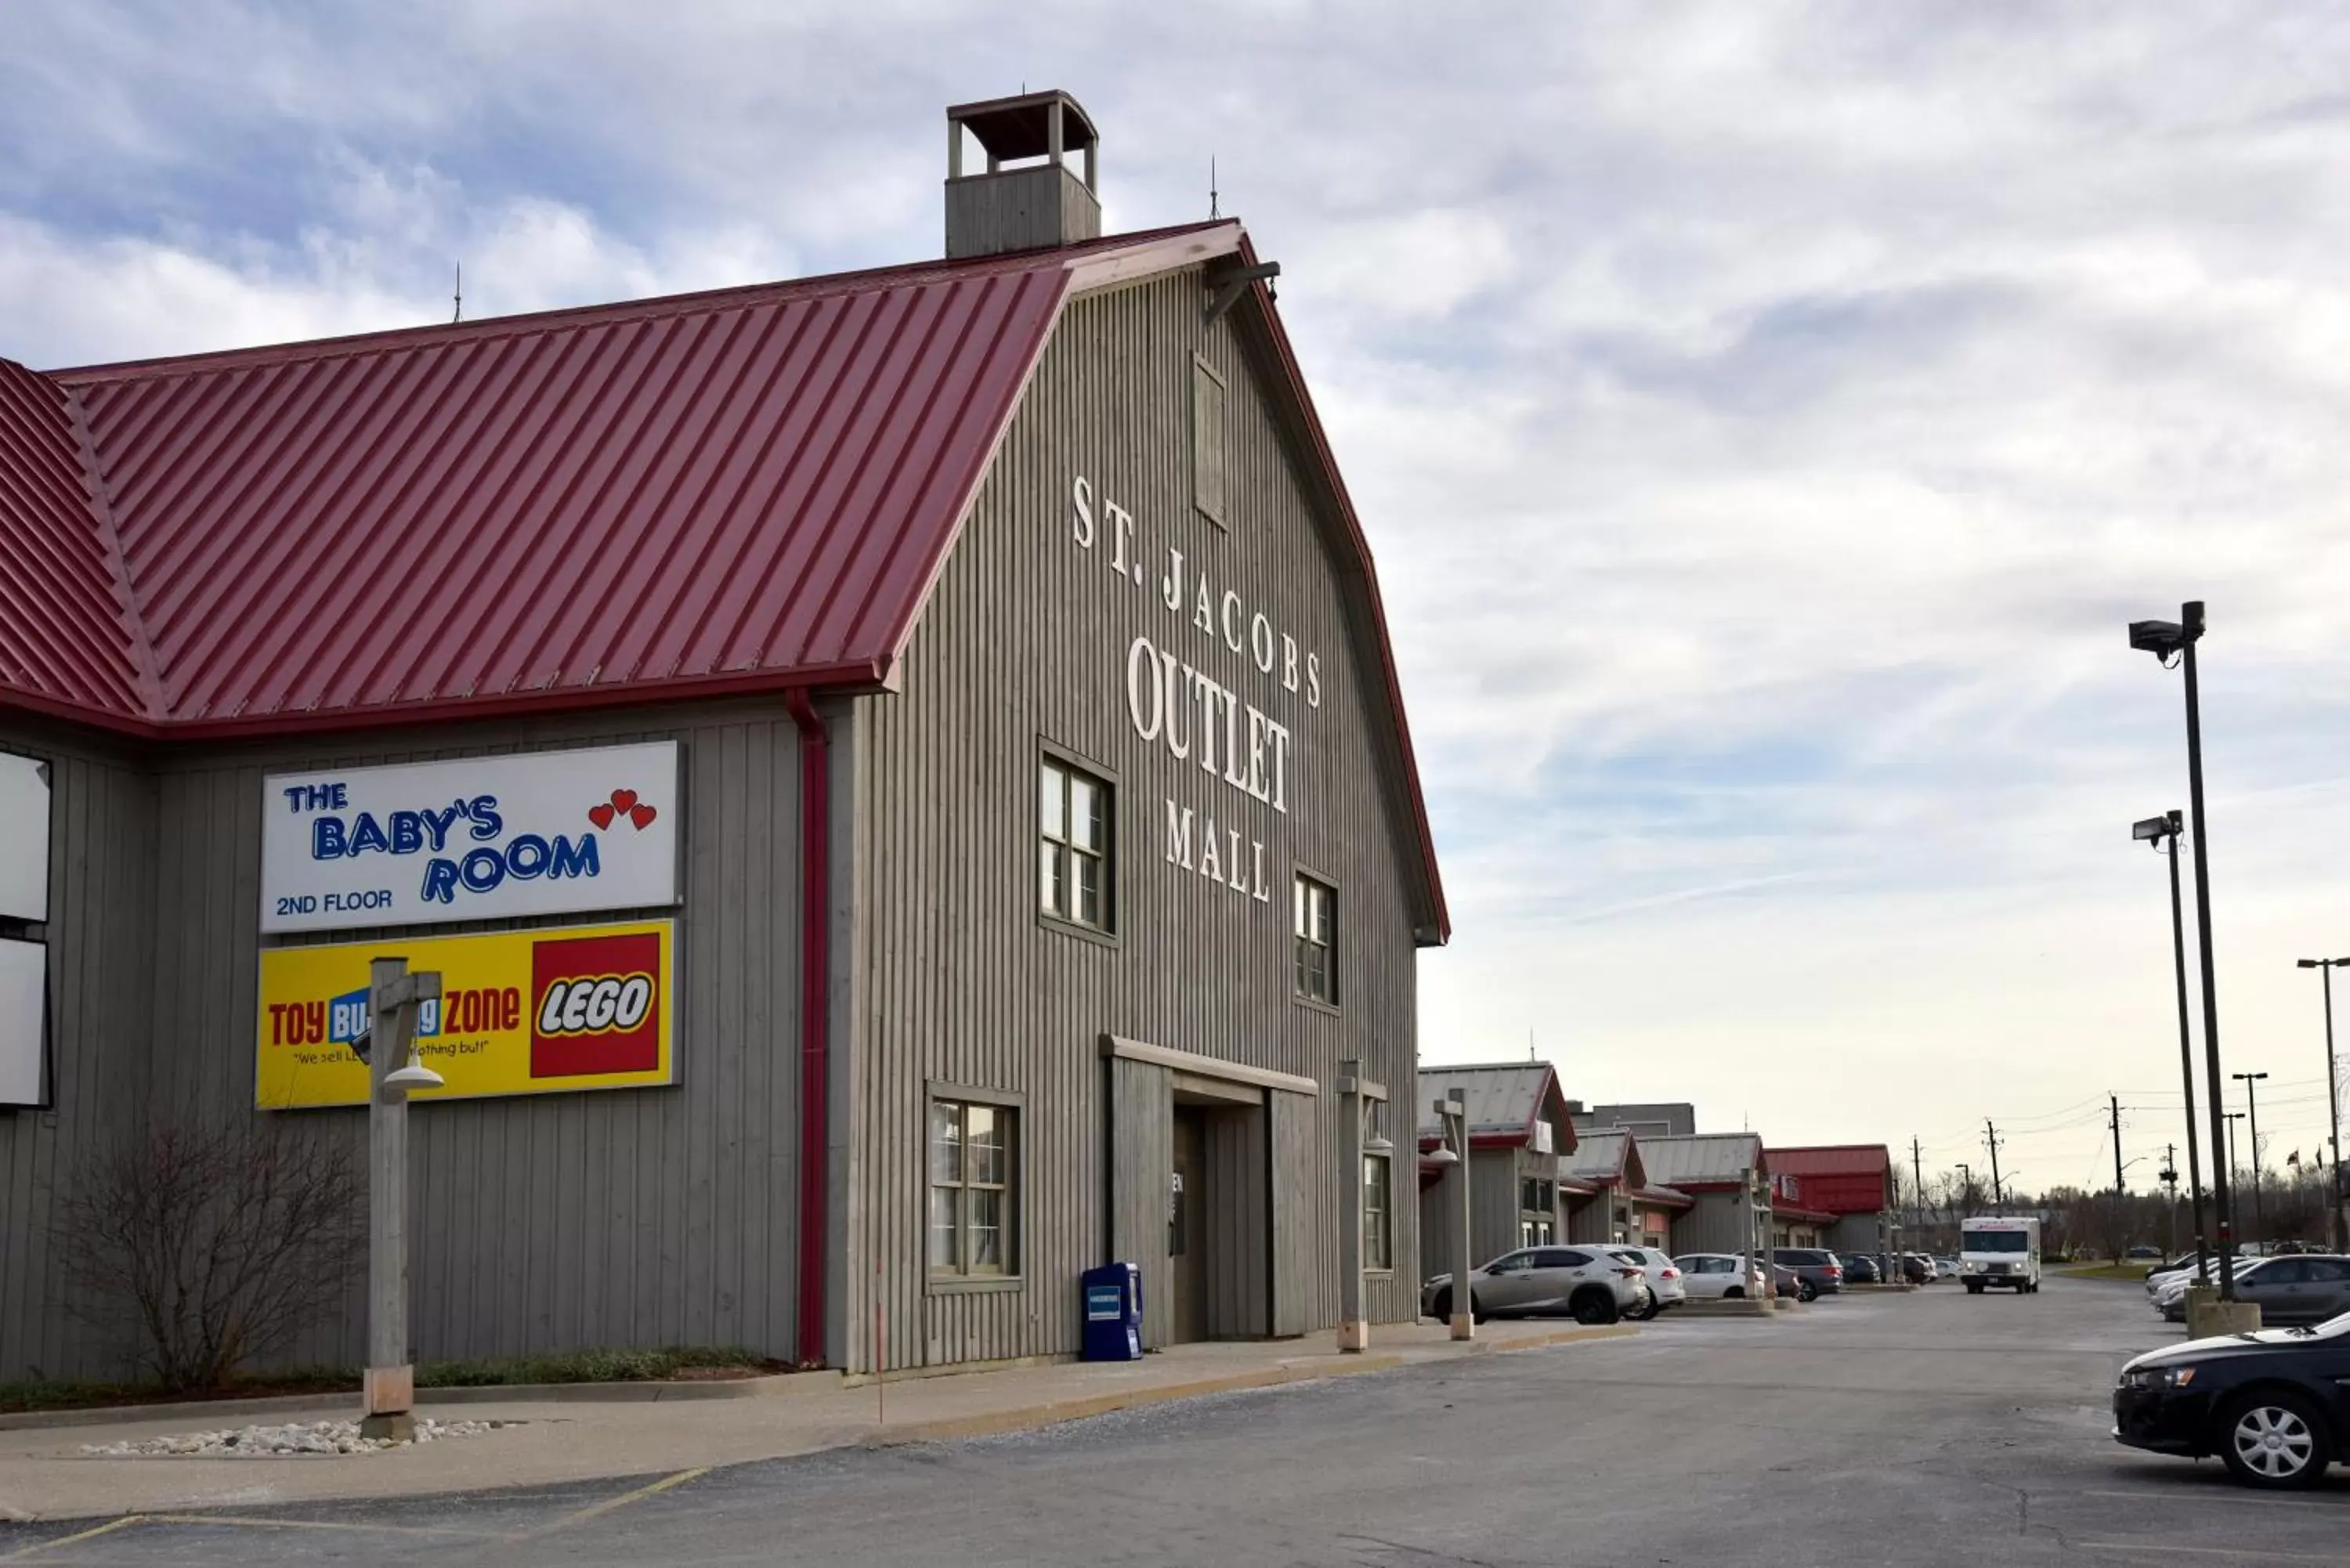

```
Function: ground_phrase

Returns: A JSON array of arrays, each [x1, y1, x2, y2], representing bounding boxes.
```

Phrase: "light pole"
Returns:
[[1336, 1059, 1390, 1353], [2136, 811, 2208, 1277], [1430, 1089, 1473, 1341], [2232, 1071, 2269, 1241], [362, 956, 443, 1441], [2294, 957, 2350, 1252], [2130, 601, 2236, 1299]]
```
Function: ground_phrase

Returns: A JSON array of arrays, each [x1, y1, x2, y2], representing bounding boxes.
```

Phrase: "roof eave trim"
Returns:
[[3, 659, 891, 744], [1227, 233, 1452, 943]]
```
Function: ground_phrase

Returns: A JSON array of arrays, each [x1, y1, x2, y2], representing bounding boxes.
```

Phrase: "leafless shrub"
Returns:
[[56, 1117, 366, 1391]]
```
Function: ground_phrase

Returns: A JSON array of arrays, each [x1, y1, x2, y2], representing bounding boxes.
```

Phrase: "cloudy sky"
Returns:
[[9, 2, 2350, 1197]]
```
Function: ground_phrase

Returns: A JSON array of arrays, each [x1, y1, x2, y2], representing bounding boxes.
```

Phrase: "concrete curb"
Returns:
[[856, 1325, 1636, 1447], [0, 1372, 838, 1433], [859, 1355, 1412, 1446]]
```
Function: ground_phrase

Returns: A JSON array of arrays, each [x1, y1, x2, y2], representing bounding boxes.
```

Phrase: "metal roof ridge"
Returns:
[[59, 380, 165, 720]]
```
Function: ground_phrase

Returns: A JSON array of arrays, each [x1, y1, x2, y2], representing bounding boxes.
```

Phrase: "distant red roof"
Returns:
[[1768, 1145, 1893, 1216], [1, 220, 1447, 934]]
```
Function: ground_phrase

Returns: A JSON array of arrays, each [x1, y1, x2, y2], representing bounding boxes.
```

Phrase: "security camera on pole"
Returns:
[[361, 956, 443, 1440]]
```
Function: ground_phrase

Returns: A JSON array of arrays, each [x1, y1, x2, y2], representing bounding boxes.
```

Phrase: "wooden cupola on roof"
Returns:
[[945, 89, 1101, 258]]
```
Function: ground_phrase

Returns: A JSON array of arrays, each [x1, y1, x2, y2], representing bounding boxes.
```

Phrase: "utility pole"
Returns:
[[2109, 1094, 2128, 1263], [2232, 1071, 2268, 1241], [1958, 1162, 1973, 1221], [2299, 958, 2350, 1252], [2141, 811, 2208, 1277], [1984, 1119, 2005, 1212], [1911, 1136, 1926, 1248], [2164, 1142, 2180, 1258], [2224, 1111, 2245, 1214]]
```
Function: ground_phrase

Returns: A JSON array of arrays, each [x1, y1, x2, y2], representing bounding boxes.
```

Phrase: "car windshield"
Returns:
[[1966, 1231, 2030, 1252]]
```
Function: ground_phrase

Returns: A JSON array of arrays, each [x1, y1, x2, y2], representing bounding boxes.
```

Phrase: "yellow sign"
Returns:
[[256, 920, 674, 1108]]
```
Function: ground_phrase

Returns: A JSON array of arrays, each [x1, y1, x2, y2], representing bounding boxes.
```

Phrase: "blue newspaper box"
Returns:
[[1080, 1262, 1143, 1360]]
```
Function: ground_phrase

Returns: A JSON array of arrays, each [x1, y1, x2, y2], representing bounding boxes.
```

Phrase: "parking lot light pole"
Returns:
[[2294, 958, 2350, 1252], [2232, 1072, 2269, 1241], [2130, 601, 2236, 1300], [363, 956, 444, 1442], [2137, 811, 2207, 1277], [1432, 1091, 1473, 1341]]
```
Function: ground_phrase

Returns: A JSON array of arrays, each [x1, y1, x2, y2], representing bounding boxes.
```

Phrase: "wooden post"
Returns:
[[361, 957, 440, 1441], [1336, 1059, 1366, 1352], [1444, 1091, 1473, 1341]]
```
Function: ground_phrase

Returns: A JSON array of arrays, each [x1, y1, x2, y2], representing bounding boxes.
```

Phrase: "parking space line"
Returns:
[[146, 1512, 499, 1539], [0, 1516, 143, 1562], [506, 1465, 710, 1541], [2080, 1541, 2349, 1561], [2076, 1487, 2350, 1512]]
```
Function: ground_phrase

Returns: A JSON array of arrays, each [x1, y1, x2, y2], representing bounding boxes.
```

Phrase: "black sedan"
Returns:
[[2114, 1311, 2350, 1488]]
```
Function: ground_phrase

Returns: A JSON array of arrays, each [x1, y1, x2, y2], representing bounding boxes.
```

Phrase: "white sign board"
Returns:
[[0, 938, 44, 1106], [261, 742, 680, 934], [0, 753, 49, 923]]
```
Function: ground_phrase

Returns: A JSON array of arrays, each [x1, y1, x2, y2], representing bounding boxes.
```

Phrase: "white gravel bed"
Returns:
[[82, 1416, 515, 1457]]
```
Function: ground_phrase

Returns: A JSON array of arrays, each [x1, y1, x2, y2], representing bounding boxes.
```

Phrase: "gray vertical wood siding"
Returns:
[[2, 702, 804, 1382], [1669, 1191, 1761, 1259], [0, 723, 159, 1382], [850, 270, 1431, 1370]]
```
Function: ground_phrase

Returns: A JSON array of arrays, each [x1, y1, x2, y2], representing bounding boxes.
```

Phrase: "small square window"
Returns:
[[929, 1097, 1019, 1277], [1040, 757, 1114, 931], [1293, 874, 1336, 1005]]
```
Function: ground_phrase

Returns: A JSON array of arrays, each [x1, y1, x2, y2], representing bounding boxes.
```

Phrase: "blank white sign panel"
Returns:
[[0, 753, 48, 923], [0, 938, 44, 1106]]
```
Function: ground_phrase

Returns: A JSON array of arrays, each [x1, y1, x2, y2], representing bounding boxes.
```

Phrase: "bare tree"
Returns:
[[56, 1117, 365, 1391]]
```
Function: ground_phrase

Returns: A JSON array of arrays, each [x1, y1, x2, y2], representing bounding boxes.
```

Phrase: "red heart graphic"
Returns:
[[610, 789, 638, 812], [588, 804, 616, 830], [629, 804, 657, 831]]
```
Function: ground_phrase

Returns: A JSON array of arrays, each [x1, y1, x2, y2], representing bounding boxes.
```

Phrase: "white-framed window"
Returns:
[[929, 1098, 1018, 1277], [1363, 1153, 1392, 1271], [1039, 757, 1112, 930], [1293, 874, 1336, 1004]]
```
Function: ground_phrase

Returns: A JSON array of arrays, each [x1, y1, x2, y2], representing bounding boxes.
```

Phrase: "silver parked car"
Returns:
[[1608, 1246, 1687, 1317], [1423, 1245, 1649, 1325]]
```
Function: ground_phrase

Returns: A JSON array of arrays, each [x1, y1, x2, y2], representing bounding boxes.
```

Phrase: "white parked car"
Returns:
[[1674, 1252, 1767, 1299], [1422, 1245, 1650, 1324], [1608, 1246, 1687, 1317]]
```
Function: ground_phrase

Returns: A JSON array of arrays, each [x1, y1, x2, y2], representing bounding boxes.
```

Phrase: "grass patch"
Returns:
[[2, 1346, 784, 1414], [416, 1346, 782, 1388]]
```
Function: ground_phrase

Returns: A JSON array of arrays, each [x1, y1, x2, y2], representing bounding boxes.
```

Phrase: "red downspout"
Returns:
[[786, 689, 830, 1367]]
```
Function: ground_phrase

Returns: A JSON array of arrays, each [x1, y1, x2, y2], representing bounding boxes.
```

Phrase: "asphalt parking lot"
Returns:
[[2, 1275, 2340, 1566]]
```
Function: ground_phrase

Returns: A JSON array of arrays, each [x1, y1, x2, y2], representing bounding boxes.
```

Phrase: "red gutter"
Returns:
[[786, 688, 830, 1367]]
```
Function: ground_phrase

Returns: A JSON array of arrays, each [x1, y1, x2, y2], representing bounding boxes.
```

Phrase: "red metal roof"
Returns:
[[2, 218, 1449, 938], [1767, 1145, 1893, 1215], [0, 359, 148, 722]]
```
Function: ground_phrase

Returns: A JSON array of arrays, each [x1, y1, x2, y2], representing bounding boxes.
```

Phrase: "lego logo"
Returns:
[[537, 974, 653, 1036]]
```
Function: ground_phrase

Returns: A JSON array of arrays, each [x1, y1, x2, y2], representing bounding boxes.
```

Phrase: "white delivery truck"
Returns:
[[1960, 1216, 2041, 1294]]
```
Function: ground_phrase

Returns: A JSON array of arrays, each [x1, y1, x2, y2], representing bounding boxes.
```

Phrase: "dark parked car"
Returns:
[[2115, 1310, 2350, 1487], [1771, 1248, 1842, 1301], [1842, 1254, 1882, 1284]]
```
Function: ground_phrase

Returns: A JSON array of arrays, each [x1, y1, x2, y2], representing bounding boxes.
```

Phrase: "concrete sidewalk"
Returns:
[[0, 1320, 1633, 1523]]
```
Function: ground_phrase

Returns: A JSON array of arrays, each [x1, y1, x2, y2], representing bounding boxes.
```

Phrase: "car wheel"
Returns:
[[1471, 1295, 1491, 1325], [1724, 1285, 1744, 1299], [1430, 1288, 1452, 1322], [2218, 1389, 2333, 1490], [1965, 1281, 1984, 1295], [1571, 1288, 1618, 1326], [1799, 1281, 1818, 1302]]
